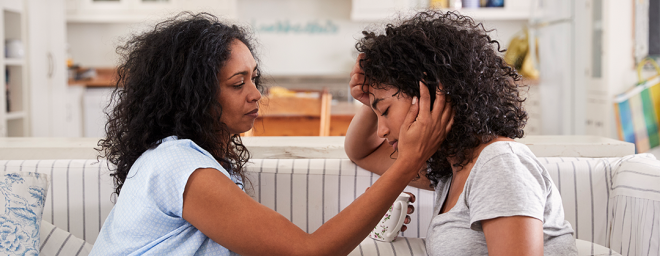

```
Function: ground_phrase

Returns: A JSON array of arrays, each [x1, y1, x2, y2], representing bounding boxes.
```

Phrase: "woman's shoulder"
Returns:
[[149, 136, 213, 158], [136, 136, 221, 170]]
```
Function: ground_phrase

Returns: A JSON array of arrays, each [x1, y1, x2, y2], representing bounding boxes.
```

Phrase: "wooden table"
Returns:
[[252, 101, 361, 136]]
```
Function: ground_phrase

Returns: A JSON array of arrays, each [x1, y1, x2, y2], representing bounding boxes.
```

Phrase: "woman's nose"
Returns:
[[247, 82, 261, 103], [376, 120, 389, 138]]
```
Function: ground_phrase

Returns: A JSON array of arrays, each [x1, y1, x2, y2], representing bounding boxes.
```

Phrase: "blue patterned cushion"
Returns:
[[0, 171, 49, 255]]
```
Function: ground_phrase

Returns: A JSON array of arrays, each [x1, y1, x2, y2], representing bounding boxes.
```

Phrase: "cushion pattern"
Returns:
[[0, 170, 49, 255]]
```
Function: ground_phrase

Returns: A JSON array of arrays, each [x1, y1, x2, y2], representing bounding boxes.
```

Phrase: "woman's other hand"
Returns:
[[349, 53, 370, 106], [397, 81, 454, 165]]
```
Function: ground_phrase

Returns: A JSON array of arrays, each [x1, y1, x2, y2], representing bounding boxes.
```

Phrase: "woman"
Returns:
[[90, 12, 452, 255], [345, 11, 578, 256]]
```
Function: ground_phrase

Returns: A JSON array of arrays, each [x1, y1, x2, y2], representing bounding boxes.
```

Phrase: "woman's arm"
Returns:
[[481, 216, 544, 256], [184, 81, 451, 256], [183, 158, 420, 256]]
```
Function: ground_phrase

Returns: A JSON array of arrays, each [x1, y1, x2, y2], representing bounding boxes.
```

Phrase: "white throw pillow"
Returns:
[[39, 221, 93, 256], [0, 171, 49, 255]]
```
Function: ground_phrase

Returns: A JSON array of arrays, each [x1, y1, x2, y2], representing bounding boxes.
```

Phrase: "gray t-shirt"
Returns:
[[426, 141, 577, 256]]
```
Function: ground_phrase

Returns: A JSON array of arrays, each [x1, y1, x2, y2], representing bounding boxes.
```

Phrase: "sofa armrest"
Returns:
[[608, 154, 660, 256]]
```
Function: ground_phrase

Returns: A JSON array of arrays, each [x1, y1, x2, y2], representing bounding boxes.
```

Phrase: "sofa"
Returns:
[[1, 139, 659, 255]]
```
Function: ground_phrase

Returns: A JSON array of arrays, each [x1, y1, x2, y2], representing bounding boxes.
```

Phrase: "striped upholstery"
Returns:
[[40, 220, 93, 256], [609, 155, 660, 256], [539, 153, 659, 256], [1, 154, 658, 256], [244, 159, 435, 240]]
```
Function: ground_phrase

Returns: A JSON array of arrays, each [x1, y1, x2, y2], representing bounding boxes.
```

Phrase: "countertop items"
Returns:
[[68, 67, 117, 87]]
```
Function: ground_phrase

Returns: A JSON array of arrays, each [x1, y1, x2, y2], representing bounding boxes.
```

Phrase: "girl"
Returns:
[[345, 11, 578, 256]]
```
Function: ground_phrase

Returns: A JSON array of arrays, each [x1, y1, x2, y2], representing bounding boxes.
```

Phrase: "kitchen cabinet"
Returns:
[[0, 0, 29, 136], [28, 0, 83, 137], [66, 0, 237, 23]]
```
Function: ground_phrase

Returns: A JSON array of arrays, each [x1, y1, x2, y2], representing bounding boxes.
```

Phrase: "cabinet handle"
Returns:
[[47, 52, 54, 78]]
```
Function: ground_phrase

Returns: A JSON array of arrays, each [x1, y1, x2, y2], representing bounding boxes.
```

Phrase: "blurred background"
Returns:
[[2, 0, 658, 151]]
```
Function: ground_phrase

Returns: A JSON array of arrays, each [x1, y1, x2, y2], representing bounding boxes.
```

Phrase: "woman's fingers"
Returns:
[[417, 81, 431, 121], [402, 95, 419, 129], [431, 84, 446, 121]]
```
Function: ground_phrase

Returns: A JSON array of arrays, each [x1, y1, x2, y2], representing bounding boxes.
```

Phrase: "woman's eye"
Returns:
[[251, 74, 260, 82], [234, 79, 245, 88], [381, 108, 389, 116]]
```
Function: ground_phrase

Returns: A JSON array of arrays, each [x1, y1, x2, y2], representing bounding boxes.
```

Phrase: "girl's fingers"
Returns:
[[407, 204, 415, 214], [404, 192, 416, 203]]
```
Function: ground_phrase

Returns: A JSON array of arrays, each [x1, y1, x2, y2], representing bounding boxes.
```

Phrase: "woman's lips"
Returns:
[[246, 108, 259, 118], [389, 140, 398, 150]]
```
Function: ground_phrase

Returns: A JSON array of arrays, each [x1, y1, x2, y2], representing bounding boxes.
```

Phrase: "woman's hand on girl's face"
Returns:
[[349, 54, 370, 106], [397, 81, 454, 165]]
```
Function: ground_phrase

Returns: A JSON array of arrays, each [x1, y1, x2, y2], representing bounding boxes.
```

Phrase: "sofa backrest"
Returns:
[[2, 154, 658, 256], [1, 160, 115, 245]]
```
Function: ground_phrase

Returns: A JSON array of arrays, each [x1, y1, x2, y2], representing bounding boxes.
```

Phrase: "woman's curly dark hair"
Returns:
[[356, 10, 527, 187], [97, 12, 263, 196]]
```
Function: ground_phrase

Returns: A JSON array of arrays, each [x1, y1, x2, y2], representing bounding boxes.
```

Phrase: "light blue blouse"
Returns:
[[90, 136, 241, 255]]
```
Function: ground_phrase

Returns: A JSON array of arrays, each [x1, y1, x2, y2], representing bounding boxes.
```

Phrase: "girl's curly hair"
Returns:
[[356, 11, 527, 187], [97, 12, 263, 196]]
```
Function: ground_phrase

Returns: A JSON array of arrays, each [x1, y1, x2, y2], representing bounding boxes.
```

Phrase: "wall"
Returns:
[[67, 22, 151, 67], [600, 0, 639, 139], [66, 0, 524, 76]]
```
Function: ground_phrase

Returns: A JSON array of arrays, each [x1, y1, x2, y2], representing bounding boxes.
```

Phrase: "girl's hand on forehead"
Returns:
[[397, 81, 454, 165], [349, 53, 370, 106]]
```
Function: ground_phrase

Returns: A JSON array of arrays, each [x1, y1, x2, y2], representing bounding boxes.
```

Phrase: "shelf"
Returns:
[[444, 8, 530, 20], [4, 58, 24, 66], [352, 7, 531, 22], [6, 111, 25, 120]]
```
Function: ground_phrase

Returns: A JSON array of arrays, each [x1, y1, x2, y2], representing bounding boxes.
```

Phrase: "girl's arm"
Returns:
[[482, 216, 544, 256]]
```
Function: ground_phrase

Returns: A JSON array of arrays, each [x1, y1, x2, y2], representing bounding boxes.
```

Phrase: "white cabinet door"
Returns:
[[27, 0, 71, 137], [67, 0, 237, 22]]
